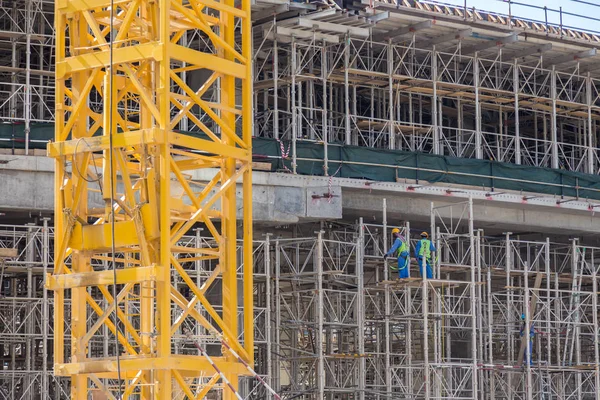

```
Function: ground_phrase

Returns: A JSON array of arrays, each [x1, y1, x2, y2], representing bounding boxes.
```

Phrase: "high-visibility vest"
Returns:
[[390, 241, 408, 271], [419, 239, 431, 260], [396, 241, 408, 257]]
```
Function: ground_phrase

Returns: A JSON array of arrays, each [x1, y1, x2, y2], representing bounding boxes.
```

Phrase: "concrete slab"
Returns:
[[3, 155, 600, 236]]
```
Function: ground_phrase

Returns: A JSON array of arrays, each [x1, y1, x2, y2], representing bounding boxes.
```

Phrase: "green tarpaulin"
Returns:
[[6, 123, 600, 200]]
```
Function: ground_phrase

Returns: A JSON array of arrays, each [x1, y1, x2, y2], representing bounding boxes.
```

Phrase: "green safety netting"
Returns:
[[5, 123, 600, 200]]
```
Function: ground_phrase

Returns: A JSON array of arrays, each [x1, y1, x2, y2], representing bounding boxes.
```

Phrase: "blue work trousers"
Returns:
[[417, 257, 433, 279], [395, 255, 409, 279]]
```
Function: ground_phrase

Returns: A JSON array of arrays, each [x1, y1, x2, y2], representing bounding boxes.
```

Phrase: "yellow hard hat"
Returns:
[[420, 231, 429, 238], [391, 228, 400, 235]]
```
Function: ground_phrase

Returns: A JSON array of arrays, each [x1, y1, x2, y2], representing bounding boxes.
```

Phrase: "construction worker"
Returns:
[[385, 228, 410, 279], [414, 232, 435, 279], [520, 313, 535, 366]]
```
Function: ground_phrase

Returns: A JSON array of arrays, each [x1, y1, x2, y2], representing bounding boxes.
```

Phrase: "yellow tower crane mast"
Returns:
[[48, 0, 253, 397]]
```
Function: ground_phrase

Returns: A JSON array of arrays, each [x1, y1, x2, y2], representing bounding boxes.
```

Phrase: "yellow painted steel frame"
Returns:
[[49, 0, 253, 398]]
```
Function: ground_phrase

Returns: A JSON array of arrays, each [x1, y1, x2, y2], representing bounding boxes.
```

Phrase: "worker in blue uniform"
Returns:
[[520, 313, 535, 366], [414, 231, 436, 279], [385, 228, 410, 279]]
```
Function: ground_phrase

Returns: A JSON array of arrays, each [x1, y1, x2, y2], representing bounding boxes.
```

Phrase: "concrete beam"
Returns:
[[295, 18, 370, 38], [417, 28, 472, 48], [300, 8, 337, 20], [266, 26, 340, 44], [372, 20, 432, 43], [366, 11, 390, 23], [508, 43, 552, 60], [252, 4, 290, 22], [546, 48, 597, 66], [460, 33, 518, 55]]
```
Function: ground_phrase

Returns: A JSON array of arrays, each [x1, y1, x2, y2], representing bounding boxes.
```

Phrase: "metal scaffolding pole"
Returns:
[[551, 65, 559, 169], [514, 59, 521, 165]]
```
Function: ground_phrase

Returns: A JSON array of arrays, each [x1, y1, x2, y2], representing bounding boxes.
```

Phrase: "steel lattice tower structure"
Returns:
[[47, 0, 253, 398]]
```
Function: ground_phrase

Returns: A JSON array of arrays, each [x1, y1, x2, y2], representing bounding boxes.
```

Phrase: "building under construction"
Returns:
[[1, 0, 600, 398]]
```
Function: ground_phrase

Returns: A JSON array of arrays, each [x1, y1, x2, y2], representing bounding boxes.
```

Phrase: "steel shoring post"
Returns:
[[353, 83, 357, 146], [299, 49, 304, 140], [274, 240, 281, 393], [554, 266, 561, 369], [564, 240, 578, 367], [345, 35, 351, 146], [423, 202, 433, 400], [468, 198, 478, 400], [382, 199, 392, 397], [273, 34, 279, 140], [405, 220, 413, 400], [26, 224, 35, 398], [574, 241, 583, 399], [432, 46, 439, 155], [476, 229, 485, 399], [587, 73, 594, 174], [291, 37, 297, 173], [24, 0, 31, 155], [9, 4, 16, 127], [592, 248, 600, 399], [524, 245, 533, 400], [505, 233, 513, 399], [388, 40, 395, 150], [42, 218, 49, 399], [551, 65, 559, 169], [475, 52, 483, 160], [487, 236, 496, 400], [357, 228, 366, 400], [514, 59, 521, 165], [544, 239, 551, 373], [322, 41, 328, 176], [265, 234, 273, 399], [316, 232, 325, 399], [434, 225, 441, 400]]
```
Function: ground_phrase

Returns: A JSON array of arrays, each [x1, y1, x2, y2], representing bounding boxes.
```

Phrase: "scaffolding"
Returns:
[[0, 202, 599, 399], [0, 0, 54, 152], [253, 13, 600, 175]]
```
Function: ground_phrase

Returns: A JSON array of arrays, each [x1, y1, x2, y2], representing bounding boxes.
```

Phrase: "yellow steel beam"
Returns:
[[55, 356, 250, 376], [47, 128, 162, 157], [56, 43, 163, 78], [56, 0, 132, 12], [46, 266, 161, 290]]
